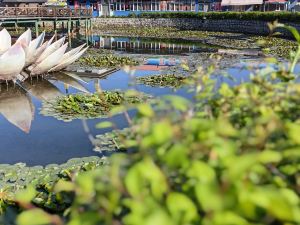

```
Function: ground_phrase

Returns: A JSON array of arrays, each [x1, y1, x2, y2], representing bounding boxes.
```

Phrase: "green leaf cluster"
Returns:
[[40, 91, 151, 121], [78, 55, 139, 68]]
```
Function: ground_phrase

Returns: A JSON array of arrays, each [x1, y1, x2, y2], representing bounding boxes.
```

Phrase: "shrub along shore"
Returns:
[[106, 11, 300, 22]]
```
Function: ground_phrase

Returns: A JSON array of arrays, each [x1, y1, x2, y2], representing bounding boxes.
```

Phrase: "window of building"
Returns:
[[111, 0, 125, 11]]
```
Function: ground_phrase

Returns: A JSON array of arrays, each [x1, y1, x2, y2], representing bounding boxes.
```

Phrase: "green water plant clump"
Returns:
[[40, 91, 151, 121], [136, 74, 188, 88], [0, 156, 105, 214], [250, 35, 298, 58], [78, 54, 139, 68], [94, 128, 132, 152]]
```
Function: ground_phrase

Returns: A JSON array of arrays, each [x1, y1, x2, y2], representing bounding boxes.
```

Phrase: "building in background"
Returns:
[[64, 0, 294, 17], [45, 0, 67, 6], [220, 0, 291, 11], [67, 0, 100, 16], [66, 0, 222, 17], [263, 0, 288, 11], [221, 0, 263, 11]]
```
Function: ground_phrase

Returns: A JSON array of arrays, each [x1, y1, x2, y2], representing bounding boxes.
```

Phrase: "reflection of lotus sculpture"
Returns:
[[0, 72, 92, 132], [0, 84, 34, 133], [0, 28, 88, 82]]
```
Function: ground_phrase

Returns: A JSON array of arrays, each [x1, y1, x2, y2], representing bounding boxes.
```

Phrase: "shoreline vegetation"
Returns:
[[1, 22, 300, 225], [102, 11, 300, 22]]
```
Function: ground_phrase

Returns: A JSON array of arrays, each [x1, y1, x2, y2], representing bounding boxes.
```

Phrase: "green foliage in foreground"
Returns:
[[40, 91, 151, 121], [125, 11, 300, 22], [6, 62, 300, 225], [136, 74, 188, 88], [78, 54, 139, 68]]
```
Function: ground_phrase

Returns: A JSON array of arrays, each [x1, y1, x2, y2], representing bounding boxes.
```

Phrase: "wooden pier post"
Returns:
[[14, 22, 18, 33], [35, 20, 39, 37], [53, 20, 57, 33], [67, 19, 71, 47]]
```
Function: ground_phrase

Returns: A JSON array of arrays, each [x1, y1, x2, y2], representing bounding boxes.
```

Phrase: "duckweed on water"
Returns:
[[40, 91, 151, 121], [78, 55, 139, 68], [0, 156, 105, 213], [250, 36, 298, 58], [94, 26, 238, 40], [136, 74, 188, 88]]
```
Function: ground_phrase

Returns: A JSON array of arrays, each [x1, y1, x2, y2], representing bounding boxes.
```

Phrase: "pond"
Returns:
[[0, 34, 257, 166]]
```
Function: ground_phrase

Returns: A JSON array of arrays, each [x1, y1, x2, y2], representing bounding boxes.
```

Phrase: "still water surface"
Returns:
[[0, 35, 251, 166]]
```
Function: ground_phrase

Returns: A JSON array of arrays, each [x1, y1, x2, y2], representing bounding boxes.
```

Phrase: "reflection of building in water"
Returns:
[[91, 36, 199, 54]]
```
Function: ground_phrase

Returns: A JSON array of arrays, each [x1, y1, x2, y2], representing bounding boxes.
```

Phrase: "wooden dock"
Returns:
[[0, 7, 92, 20], [0, 7, 93, 37]]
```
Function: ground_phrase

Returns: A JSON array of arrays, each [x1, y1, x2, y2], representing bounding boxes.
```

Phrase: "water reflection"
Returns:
[[22, 78, 62, 101], [51, 72, 89, 93], [80, 35, 220, 55], [0, 72, 93, 134], [0, 84, 34, 133]]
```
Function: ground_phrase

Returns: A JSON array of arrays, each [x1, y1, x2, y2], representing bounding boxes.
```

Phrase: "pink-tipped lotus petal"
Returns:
[[61, 43, 86, 63], [35, 37, 65, 65], [49, 46, 89, 72], [0, 44, 25, 80], [0, 29, 11, 55], [31, 43, 68, 75], [27, 41, 49, 71], [16, 29, 32, 48], [52, 72, 89, 93], [25, 32, 45, 66], [0, 86, 34, 133]]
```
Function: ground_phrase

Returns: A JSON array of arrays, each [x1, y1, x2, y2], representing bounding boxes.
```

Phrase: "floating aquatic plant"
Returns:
[[0, 156, 106, 213], [136, 74, 188, 88], [40, 91, 151, 121], [94, 128, 133, 152], [78, 55, 139, 68]]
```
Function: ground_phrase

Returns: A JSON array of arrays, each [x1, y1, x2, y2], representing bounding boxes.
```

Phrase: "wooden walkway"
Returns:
[[0, 7, 93, 37], [0, 7, 92, 21]]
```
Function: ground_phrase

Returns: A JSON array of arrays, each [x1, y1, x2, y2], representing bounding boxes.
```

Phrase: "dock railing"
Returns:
[[0, 7, 93, 19]]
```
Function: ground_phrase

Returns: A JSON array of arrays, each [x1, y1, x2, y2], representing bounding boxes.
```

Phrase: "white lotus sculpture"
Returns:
[[0, 28, 88, 82]]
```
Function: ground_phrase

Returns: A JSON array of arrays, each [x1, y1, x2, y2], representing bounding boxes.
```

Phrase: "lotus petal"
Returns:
[[0, 85, 34, 133], [22, 78, 62, 101], [52, 72, 89, 93], [61, 43, 86, 63], [31, 43, 68, 75], [49, 47, 88, 72], [0, 29, 11, 55], [0, 44, 25, 80], [16, 29, 31, 48], [35, 37, 65, 65], [47, 34, 55, 47], [25, 32, 45, 66]]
